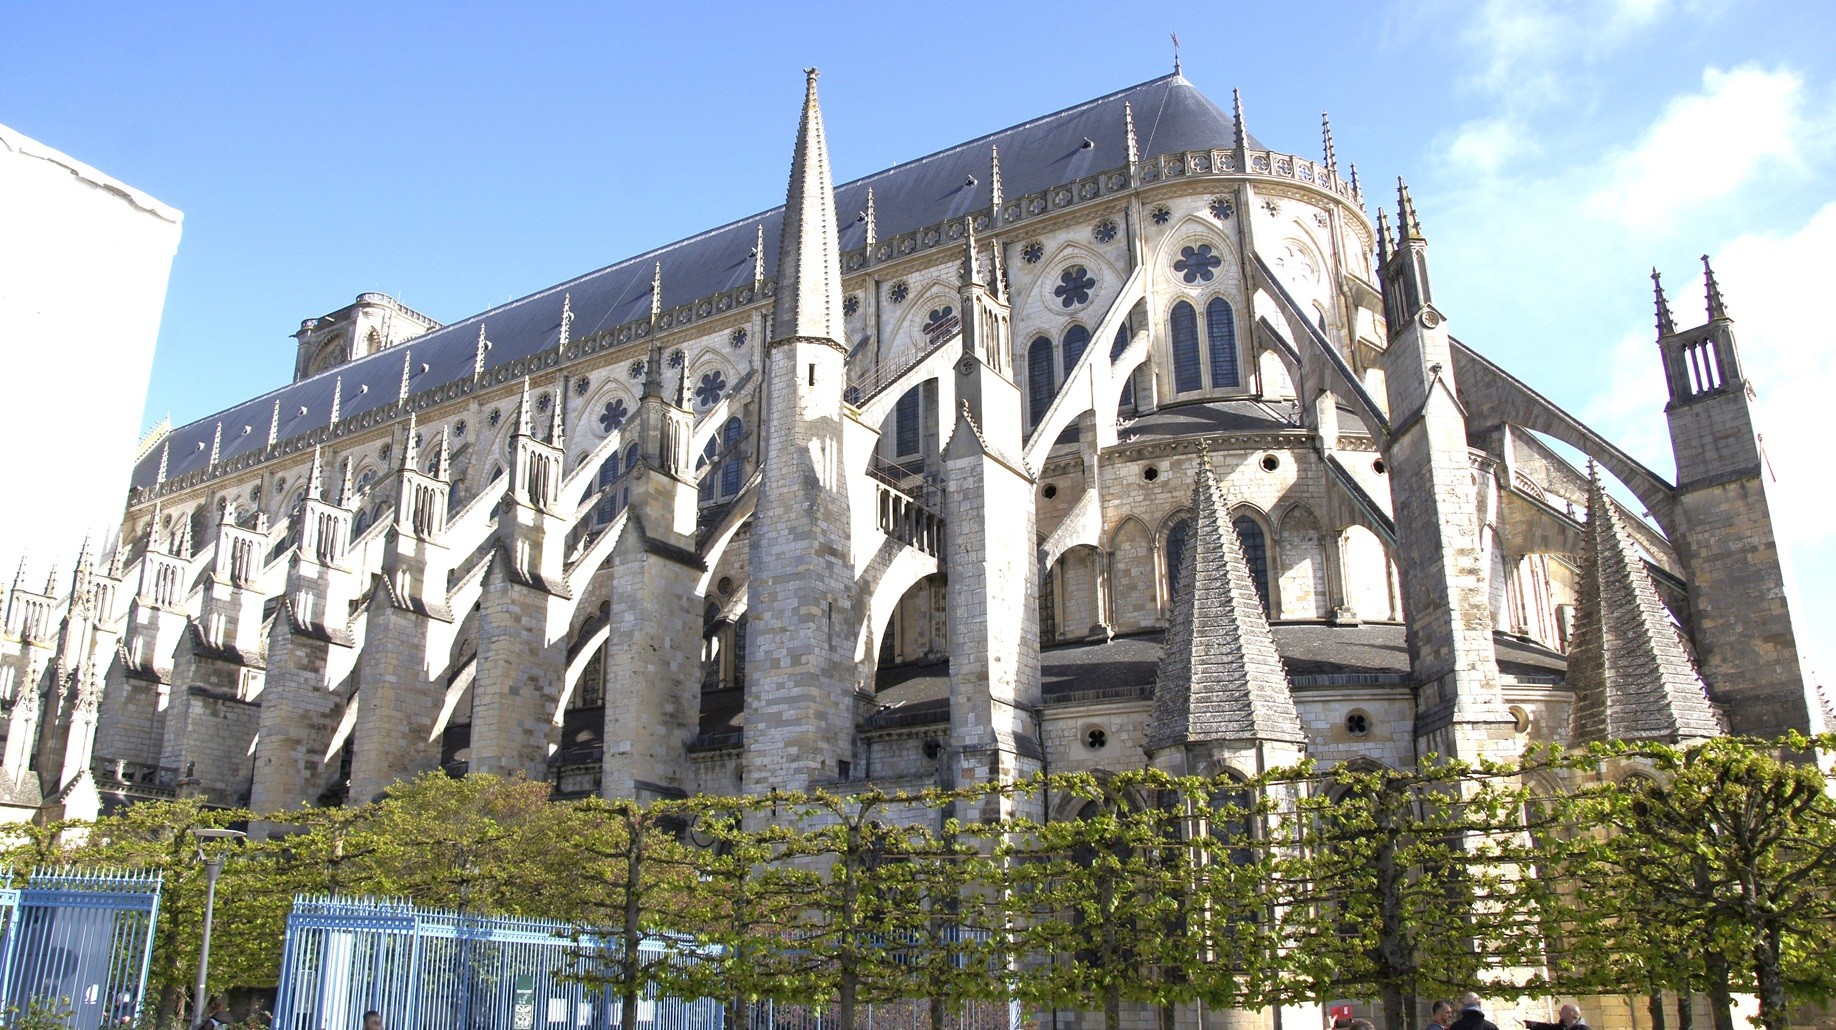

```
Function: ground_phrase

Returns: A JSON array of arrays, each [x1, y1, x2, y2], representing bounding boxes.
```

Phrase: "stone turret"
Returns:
[[1567, 467, 1722, 745], [1147, 449, 1305, 772], [744, 69, 861, 791]]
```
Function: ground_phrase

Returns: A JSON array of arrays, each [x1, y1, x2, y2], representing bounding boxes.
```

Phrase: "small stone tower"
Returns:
[[743, 69, 860, 791], [1655, 262, 1819, 737], [1376, 183, 1515, 761]]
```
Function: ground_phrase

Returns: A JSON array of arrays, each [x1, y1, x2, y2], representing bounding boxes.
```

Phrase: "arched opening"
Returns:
[[1232, 515, 1271, 613], [1170, 301, 1202, 394], [1206, 298, 1240, 389], [1027, 335, 1056, 429]]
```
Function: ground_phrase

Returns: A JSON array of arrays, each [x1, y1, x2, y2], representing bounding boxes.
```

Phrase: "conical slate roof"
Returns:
[[1567, 468, 1723, 744], [1148, 450, 1305, 750]]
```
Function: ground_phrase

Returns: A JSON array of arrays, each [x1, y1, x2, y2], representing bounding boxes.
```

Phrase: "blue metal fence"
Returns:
[[272, 896, 724, 1030], [0, 867, 163, 1029]]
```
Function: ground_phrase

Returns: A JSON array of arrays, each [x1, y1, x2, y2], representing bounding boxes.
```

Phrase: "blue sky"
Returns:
[[4, 1, 1831, 663]]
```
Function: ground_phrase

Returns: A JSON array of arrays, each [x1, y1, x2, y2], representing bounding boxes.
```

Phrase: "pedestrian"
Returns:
[[1426, 1000, 1456, 1030], [197, 996, 231, 1030], [1449, 993, 1501, 1030], [362, 1011, 383, 1030], [1528, 1004, 1590, 1030]]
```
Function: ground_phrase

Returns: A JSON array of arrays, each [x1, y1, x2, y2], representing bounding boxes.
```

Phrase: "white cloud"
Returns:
[[1461, 0, 1676, 98], [1586, 66, 1810, 230], [1443, 117, 1540, 176]]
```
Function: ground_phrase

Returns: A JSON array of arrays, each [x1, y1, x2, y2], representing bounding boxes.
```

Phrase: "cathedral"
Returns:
[[0, 67, 1822, 824]]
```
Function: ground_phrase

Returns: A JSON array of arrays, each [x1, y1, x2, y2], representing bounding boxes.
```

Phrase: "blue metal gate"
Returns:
[[272, 895, 724, 1030], [0, 868, 163, 1029]]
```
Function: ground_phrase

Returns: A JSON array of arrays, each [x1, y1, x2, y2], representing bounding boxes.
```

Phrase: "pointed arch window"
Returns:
[[1170, 301, 1202, 393], [1164, 517, 1192, 601], [593, 451, 623, 526], [1062, 324, 1091, 375], [1114, 323, 1135, 410], [1232, 515, 1270, 611], [1027, 336, 1056, 428], [720, 417, 745, 496], [894, 387, 922, 457], [1207, 298, 1240, 388]]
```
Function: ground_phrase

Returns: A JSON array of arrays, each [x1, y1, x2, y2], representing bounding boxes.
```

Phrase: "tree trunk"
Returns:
[[1104, 985, 1120, 1030], [1677, 992, 1694, 1030], [1648, 990, 1667, 1030], [839, 971, 858, 1030], [1381, 983, 1406, 1030], [930, 994, 946, 1030], [1704, 950, 1736, 1030], [1751, 926, 1790, 1030]]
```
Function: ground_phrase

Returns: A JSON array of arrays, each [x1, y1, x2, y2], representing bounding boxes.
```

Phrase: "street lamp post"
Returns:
[[191, 828, 246, 1025]]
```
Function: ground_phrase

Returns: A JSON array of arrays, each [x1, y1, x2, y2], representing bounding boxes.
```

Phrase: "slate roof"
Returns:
[[136, 73, 1256, 491], [1123, 398, 1303, 439]]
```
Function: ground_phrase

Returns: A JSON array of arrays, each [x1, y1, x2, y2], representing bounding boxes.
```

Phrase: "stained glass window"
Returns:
[[720, 417, 744, 496], [1165, 518, 1192, 599], [894, 388, 921, 456], [1062, 324, 1091, 374], [1171, 301, 1202, 393], [1207, 298, 1239, 388], [1028, 336, 1056, 428], [1233, 515, 1270, 611]]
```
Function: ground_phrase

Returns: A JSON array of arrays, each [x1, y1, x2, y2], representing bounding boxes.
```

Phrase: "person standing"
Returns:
[[1528, 1004, 1590, 1030], [1449, 994, 1501, 1030], [1426, 1000, 1456, 1030]]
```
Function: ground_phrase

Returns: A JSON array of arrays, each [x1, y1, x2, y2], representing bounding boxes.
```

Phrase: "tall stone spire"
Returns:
[[306, 446, 326, 501], [474, 324, 489, 379], [551, 380, 567, 447], [208, 422, 222, 466], [1702, 253, 1728, 320], [1148, 449, 1305, 752], [329, 375, 343, 425], [1321, 112, 1337, 174], [770, 68, 844, 345], [649, 261, 664, 325], [155, 441, 169, 485], [398, 348, 414, 403], [863, 189, 877, 255], [1123, 102, 1139, 168], [435, 425, 452, 481], [960, 216, 982, 287], [1567, 466, 1724, 744], [752, 225, 766, 287], [1651, 268, 1677, 338], [515, 376, 534, 435], [1231, 88, 1248, 151], [1396, 177, 1424, 242], [1375, 208, 1392, 265], [1349, 162, 1361, 199], [340, 456, 355, 507], [402, 411, 420, 471], [267, 399, 281, 448], [558, 292, 573, 352]]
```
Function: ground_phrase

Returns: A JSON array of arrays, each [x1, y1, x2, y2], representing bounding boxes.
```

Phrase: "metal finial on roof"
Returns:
[[516, 376, 534, 435], [1124, 102, 1139, 168], [307, 446, 325, 501], [650, 262, 663, 325], [267, 399, 281, 448], [961, 216, 982, 288], [329, 376, 343, 425], [402, 411, 420, 471], [1171, 31, 1181, 75], [435, 425, 452, 481], [1702, 254, 1728, 320], [340, 456, 355, 506], [155, 441, 169, 484], [473, 324, 489, 379], [753, 225, 766, 285], [398, 348, 414, 403], [1321, 112, 1337, 174], [1396, 177, 1424, 242], [1651, 268, 1677, 338], [558, 292, 573, 352], [1231, 88, 1247, 151], [208, 422, 222, 466], [989, 145, 1003, 220], [773, 65, 845, 344], [863, 190, 877, 253], [1375, 208, 1392, 265]]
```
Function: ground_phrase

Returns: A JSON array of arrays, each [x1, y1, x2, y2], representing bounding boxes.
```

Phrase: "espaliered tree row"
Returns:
[[12, 735, 1836, 1030]]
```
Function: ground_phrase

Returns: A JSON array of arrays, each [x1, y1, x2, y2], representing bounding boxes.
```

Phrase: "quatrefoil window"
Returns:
[[1174, 244, 1222, 284], [695, 370, 728, 408], [1054, 266, 1096, 308], [599, 399, 629, 433], [922, 306, 960, 346], [1021, 242, 1044, 264], [627, 360, 645, 380], [729, 327, 747, 349]]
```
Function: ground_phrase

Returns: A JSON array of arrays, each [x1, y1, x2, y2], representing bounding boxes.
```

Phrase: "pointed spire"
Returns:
[[990, 238, 1008, 304], [1148, 447, 1304, 751], [516, 376, 534, 435], [1321, 112, 1337, 174], [1651, 268, 1677, 338], [753, 225, 766, 285], [641, 333, 666, 401], [307, 446, 325, 501], [550, 380, 566, 447], [1124, 102, 1139, 168], [558, 292, 573, 352], [402, 411, 420, 471], [960, 217, 982, 287], [771, 68, 845, 344], [340, 456, 355, 506], [1349, 161, 1361, 198], [435, 425, 452, 481], [989, 145, 1004, 217], [1396, 177, 1424, 242], [674, 367, 690, 410], [1568, 465, 1724, 744], [1702, 254, 1728, 320], [650, 262, 664, 325], [155, 441, 169, 485], [43, 564, 58, 596], [267, 399, 282, 448], [1231, 89, 1248, 151], [208, 422, 222, 466], [474, 323, 489, 379], [863, 189, 877, 254], [1375, 208, 1393, 265], [399, 348, 414, 402], [329, 375, 343, 425]]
